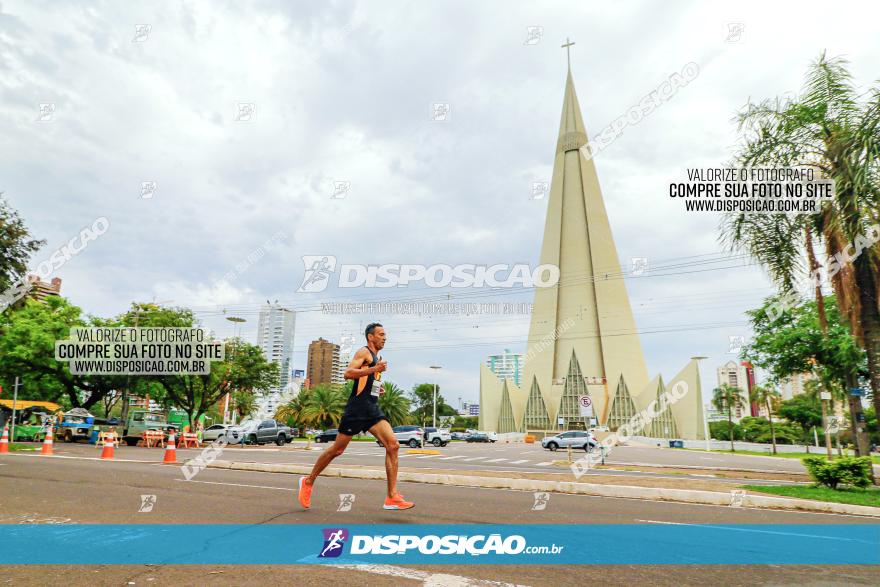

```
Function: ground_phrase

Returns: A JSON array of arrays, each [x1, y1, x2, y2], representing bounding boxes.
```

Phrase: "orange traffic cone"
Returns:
[[100, 434, 115, 460], [0, 422, 10, 453], [40, 424, 54, 455], [163, 431, 177, 464]]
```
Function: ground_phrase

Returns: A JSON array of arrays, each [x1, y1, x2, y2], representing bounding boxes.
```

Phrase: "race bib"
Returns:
[[371, 380, 384, 397]]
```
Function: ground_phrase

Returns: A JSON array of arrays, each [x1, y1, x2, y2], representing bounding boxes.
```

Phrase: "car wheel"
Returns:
[[441, 442, 448, 447], [63, 430, 73, 443], [432, 438, 442, 447], [248, 434, 257, 445], [408, 438, 419, 448], [216, 435, 225, 444], [276, 435, 286, 446], [547, 442, 559, 451], [125, 438, 138, 447], [584, 443, 595, 453], [490, 439, 496, 443]]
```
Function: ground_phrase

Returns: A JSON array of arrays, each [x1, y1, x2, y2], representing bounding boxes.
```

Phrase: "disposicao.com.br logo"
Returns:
[[319, 528, 564, 557], [298, 256, 560, 292]]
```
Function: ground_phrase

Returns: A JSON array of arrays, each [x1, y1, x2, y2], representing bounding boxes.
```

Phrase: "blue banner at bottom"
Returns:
[[1, 524, 878, 565]]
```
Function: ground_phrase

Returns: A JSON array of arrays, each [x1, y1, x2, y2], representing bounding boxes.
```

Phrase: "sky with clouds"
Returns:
[[3, 0, 879, 408]]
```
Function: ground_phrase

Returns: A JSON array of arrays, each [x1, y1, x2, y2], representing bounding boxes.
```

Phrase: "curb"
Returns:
[[207, 460, 880, 518], [407, 449, 442, 455]]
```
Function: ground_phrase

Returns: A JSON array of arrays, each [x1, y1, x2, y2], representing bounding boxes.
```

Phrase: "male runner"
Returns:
[[298, 323, 414, 510]]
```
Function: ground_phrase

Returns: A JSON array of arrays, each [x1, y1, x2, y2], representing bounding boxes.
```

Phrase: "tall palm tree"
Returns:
[[300, 384, 347, 429], [377, 380, 411, 427], [721, 52, 880, 420], [713, 384, 746, 452], [274, 391, 308, 429], [750, 384, 780, 454]]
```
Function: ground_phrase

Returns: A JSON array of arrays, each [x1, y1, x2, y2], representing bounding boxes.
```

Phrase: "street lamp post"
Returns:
[[225, 316, 247, 426], [429, 365, 442, 428], [691, 356, 710, 451]]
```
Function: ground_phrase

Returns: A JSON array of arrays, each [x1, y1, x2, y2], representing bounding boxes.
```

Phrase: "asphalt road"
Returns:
[[21, 440, 826, 482], [1, 452, 877, 586]]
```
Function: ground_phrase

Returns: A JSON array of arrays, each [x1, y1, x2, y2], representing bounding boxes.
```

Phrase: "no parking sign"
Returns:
[[578, 395, 593, 418]]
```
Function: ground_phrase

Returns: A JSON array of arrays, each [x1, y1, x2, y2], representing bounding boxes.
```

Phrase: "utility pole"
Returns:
[[429, 365, 442, 428], [10, 377, 20, 443]]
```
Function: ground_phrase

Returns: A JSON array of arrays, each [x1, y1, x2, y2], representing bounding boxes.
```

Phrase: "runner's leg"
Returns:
[[369, 419, 399, 498], [306, 432, 352, 485]]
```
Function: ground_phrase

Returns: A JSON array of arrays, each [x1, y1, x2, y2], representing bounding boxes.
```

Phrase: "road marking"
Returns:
[[633, 519, 869, 543], [485, 458, 507, 463], [416, 455, 439, 459], [439, 455, 466, 460], [509, 459, 530, 464], [536, 461, 554, 466], [329, 563, 531, 586], [175, 479, 292, 491], [463, 456, 488, 461]]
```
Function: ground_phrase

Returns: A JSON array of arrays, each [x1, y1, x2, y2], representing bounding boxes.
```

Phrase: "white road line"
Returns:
[[175, 479, 292, 491], [633, 519, 868, 543], [439, 455, 466, 460], [509, 459, 530, 464], [485, 458, 507, 463], [536, 461, 554, 466], [416, 455, 439, 459], [463, 456, 488, 461], [329, 563, 531, 586]]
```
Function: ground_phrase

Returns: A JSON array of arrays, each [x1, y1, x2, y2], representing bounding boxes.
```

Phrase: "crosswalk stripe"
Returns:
[[439, 455, 465, 460], [484, 458, 507, 463], [510, 459, 529, 464]]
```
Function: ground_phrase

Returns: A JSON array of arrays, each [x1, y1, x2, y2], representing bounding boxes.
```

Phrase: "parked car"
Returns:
[[450, 431, 469, 441], [202, 424, 244, 445], [541, 430, 597, 452], [423, 427, 451, 447], [465, 432, 490, 443], [314, 429, 338, 443], [246, 419, 293, 446], [376, 425, 424, 448]]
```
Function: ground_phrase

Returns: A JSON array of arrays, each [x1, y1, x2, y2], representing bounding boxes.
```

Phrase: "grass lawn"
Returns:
[[687, 448, 880, 464], [743, 484, 880, 508], [7, 442, 40, 452]]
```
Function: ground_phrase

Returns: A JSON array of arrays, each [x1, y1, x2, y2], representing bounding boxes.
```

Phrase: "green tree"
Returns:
[[275, 390, 310, 430], [778, 393, 824, 442], [409, 383, 456, 426], [712, 383, 746, 451], [0, 194, 44, 294], [300, 384, 347, 429], [153, 338, 279, 430], [722, 52, 880, 422], [378, 380, 411, 427], [0, 296, 129, 409], [750, 385, 781, 453]]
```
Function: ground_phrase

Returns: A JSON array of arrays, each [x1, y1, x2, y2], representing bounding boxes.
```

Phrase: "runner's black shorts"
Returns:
[[338, 414, 387, 436]]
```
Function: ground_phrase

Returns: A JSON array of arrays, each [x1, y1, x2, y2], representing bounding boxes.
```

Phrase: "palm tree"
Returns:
[[750, 384, 780, 454], [274, 391, 308, 429], [300, 384, 347, 429], [721, 52, 880, 421], [378, 381, 411, 427], [713, 384, 746, 452]]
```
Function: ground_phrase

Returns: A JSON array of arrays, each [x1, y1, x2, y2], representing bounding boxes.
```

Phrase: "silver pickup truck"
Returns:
[[246, 419, 293, 446]]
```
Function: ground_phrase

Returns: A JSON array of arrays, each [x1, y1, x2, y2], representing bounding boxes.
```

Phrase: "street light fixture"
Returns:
[[429, 365, 442, 428], [225, 316, 247, 425], [691, 356, 710, 451]]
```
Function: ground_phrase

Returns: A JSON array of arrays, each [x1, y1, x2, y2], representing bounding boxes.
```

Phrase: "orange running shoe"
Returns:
[[383, 493, 414, 510], [298, 476, 313, 509]]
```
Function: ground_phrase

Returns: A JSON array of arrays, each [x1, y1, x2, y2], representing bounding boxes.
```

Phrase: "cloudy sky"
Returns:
[[3, 0, 879, 407]]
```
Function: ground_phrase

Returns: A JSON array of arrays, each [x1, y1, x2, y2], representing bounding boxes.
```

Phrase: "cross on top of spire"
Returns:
[[561, 37, 575, 70]]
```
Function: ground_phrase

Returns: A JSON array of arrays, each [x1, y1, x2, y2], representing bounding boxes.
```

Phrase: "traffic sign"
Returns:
[[578, 395, 593, 418]]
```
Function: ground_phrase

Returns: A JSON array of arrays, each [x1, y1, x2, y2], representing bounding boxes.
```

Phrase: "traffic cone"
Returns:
[[100, 434, 115, 460], [0, 422, 10, 453], [40, 425, 54, 455], [163, 432, 177, 464]]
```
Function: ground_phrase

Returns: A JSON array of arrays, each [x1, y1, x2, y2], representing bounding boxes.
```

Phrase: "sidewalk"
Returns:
[[208, 459, 880, 518]]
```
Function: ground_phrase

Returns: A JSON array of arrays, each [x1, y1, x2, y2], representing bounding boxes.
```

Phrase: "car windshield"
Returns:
[[145, 414, 163, 423]]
